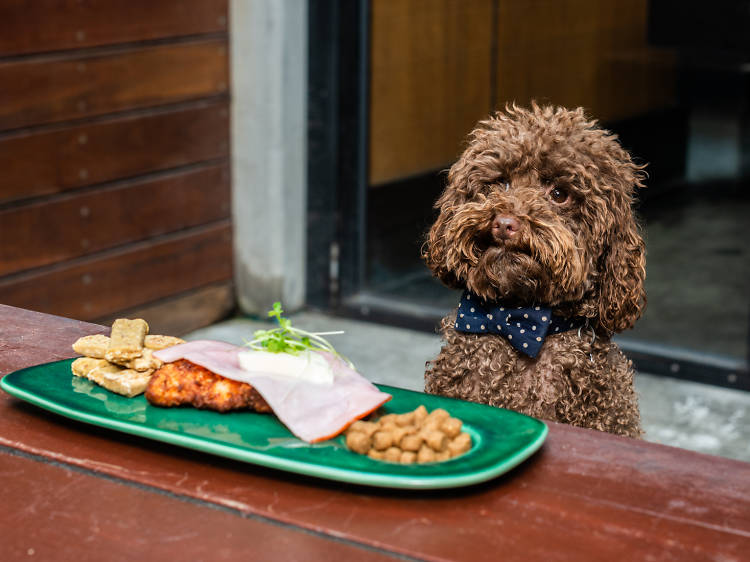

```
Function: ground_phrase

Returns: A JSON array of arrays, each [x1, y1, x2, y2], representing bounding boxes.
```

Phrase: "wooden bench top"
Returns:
[[1, 303, 748, 561]]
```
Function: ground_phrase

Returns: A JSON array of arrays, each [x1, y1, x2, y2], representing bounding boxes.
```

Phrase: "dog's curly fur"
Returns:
[[423, 103, 645, 438]]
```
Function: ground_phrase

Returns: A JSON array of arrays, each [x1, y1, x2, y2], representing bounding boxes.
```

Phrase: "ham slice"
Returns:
[[153, 340, 391, 443]]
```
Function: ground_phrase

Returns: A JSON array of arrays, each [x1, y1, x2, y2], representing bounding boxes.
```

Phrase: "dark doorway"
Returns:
[[307, 0, 750, 390]]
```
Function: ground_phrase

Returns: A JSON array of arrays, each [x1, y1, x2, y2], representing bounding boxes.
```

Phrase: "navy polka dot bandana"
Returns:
[[454, 290, 586, 358]]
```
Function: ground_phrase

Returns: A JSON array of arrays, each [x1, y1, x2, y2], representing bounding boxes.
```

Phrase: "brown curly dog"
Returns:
[[423, 103, 645, 438]]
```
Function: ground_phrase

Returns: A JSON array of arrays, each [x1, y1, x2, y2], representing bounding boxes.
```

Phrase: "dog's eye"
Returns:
[[549, 186, 569, 204]]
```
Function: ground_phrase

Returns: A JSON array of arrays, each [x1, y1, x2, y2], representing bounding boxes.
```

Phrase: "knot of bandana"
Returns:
[[454, 290, 585, 358]]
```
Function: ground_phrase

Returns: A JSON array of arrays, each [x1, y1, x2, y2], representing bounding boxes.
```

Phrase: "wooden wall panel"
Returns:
[[369, 0, 494, 186], [0, 0, 227, 56], [0, 102, 229, 203], [98, 283, 236, 337], [0, 2, 233, 332], [0, 165, 230, 276], [0, 40, 228, 131], [0, 223, 233, 321]]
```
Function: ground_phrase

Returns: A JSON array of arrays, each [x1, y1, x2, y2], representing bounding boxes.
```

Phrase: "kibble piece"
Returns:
[[421, 415, 443, 432], [346, 431, 371, 455], [105, 318, 148, 363], [372, 431, 393, 451], [417, 444, 436, 463], [378, 413, 397, 425], [383, 447, 402, 462], [441, 417, 462, 438], [435, 450, 451, 461], [391, 426, 411, 445], [448, 432, 473, 457], [395, 412, 415, 426], [348, 420, 378, 437], [367, 449, 385, 460], [400, 451, 416, 464], [400, 433, 423, 452], [425, 408, 450, 425], [380, 421, 398, 432], [399, 432, 422, 451], [424, 429, 449, 452], [413, 405, 428, 423]]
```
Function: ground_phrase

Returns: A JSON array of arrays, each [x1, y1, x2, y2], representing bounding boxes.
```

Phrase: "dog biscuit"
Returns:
[[72, 357, 152, 397], [105, 318, 149, 363], [98, 368, 153, 397], [112, 348, 162, 372], [144, 335, 185, 350], [72, 334, 111, 359], [71, 320, 184, 398], [71, 357, 118, 378]]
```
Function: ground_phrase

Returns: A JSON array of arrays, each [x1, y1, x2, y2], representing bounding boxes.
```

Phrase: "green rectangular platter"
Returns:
[[1, 358, 547, 489]]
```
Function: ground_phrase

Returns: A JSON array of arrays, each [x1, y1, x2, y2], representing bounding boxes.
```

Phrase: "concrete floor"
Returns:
[[187, 310, 750, 464]]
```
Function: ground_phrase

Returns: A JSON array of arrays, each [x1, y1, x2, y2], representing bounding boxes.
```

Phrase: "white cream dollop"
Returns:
[[237, 349, 335, 385]]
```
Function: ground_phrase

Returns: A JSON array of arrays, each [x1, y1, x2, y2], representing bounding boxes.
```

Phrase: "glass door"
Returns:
[[307, 0, 750, 389]]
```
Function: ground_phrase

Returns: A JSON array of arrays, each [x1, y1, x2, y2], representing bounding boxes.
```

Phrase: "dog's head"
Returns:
[[423, 103, 646, 334]]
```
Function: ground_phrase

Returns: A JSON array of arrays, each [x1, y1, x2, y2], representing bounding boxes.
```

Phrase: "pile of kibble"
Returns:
[[344, 405, 472, 463]]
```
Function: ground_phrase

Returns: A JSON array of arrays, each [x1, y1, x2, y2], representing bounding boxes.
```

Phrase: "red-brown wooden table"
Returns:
[[1, 304, 748, 561]]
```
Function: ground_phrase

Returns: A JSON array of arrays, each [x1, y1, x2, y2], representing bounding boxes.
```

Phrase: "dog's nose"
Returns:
[[492, 215, 521, 240]]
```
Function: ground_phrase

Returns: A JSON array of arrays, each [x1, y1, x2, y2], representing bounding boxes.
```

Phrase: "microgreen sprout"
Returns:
[[246, 302, 353, 367]]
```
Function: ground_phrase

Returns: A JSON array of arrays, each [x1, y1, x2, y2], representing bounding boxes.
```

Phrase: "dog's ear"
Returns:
[[422, 189, 463, 289], [574, 121, 648, 334], [596, 195, 647, 334]]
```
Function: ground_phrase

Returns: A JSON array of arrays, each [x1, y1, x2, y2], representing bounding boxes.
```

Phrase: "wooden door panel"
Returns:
[[369, 0, 494, 185]]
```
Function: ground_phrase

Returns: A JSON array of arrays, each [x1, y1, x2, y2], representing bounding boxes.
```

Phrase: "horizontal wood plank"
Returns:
[[0, 454, 390, 562], [0, 165, 230, 277], [0, 39, 228, 131], [0, 222, 233, 321], [0, 102, 229, 203], [96, 282, 236, 337], [0, 0, 227, 57], [0, 305, 109, 374]]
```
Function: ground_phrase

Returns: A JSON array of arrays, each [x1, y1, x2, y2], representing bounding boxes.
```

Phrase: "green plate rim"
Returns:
[[1, 358, 547, 489]]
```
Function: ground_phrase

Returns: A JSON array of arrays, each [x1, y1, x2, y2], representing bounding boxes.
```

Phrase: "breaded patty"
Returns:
[[145, 359, 271, 413]]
